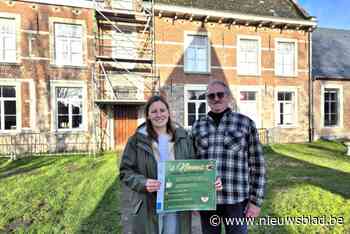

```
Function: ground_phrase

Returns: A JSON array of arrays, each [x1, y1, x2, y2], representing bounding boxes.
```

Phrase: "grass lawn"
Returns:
[[0, 140, 349, 233]]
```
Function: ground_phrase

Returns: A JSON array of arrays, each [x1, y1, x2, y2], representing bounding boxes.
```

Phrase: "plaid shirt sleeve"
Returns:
[[247, 123, 266, 207]]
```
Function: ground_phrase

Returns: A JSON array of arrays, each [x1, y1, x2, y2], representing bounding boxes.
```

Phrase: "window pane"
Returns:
[[188, 103, 195, 114], [58, 101, 69, 115], [72, 103, 82, 114], [4, 116, 16, 130], [2, 86, 15, 97], [186, 35, 208, 72], [58, 116, 69, 129], [72, 115, 82, 128], [4, 101, 16, 114], [198, 103, 206, 114], [188, 114, 195, 127]]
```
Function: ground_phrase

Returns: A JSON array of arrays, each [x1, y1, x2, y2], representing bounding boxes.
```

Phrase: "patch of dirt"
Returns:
[[5, 217, 32, 233]]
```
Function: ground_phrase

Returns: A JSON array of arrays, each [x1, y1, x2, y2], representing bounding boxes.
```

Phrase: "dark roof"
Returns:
[[312, 28, 350, 80], [153, 0, 311, 20]]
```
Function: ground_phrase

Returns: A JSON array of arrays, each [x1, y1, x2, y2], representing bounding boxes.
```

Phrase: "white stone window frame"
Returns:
[[0, 79, 21, 133], [275, 38, 298, 77], [112, 0, 133, 10], [321, 84, 343, 129], [0, 13, 21, 64], [49, 17, 87, 67], [184, 31, 211, 74], [184, 84, 208, 128], [236, 86, 263, 128], [274, 86, 298, 128], [50, 80, 87, 132], [237, 35, 261, 76]]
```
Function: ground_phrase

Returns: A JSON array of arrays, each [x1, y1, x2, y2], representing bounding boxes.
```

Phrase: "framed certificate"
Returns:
[[156, 160, 216, 213]]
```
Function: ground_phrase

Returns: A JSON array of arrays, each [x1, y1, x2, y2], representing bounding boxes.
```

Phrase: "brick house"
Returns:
[[312, 28, 350, 140], [0, 0, 318, 155], [151, 0, 317, 143], [0, 0, 96, 154]]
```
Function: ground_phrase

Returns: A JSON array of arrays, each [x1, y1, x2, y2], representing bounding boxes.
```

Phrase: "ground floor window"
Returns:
[[185, 88, 207, 127], [239, 91, 260, 127], [0, 86, 16, 130], [324, 88, 339, 127], [56, 87, 83, 130], [277, 91, 295, 126]]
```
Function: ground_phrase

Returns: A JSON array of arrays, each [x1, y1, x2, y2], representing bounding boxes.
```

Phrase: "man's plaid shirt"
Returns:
[[191, 109, 266, 207]]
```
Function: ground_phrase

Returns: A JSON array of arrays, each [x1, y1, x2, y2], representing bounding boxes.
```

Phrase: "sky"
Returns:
[[299, 0, 350, 30]]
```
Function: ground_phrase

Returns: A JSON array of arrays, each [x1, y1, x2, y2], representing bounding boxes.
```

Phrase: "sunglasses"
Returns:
[[206, 92, 226, 100]]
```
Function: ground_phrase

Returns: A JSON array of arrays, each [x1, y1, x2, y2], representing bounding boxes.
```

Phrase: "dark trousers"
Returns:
[[200, 200, 248, 234]]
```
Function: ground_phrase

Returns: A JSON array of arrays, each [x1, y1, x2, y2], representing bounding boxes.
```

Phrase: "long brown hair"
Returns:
[[144, 95, 175, 142]]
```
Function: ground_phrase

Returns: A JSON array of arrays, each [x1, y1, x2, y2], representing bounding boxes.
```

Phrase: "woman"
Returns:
[[119, 95, 195, 234]]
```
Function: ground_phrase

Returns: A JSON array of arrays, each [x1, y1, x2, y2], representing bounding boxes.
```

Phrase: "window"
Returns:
[[239, 91, 260, 127], [0, 18, 16, 62], [185, 34, 209, 73], [276, 40, 297, 76], [54, 23, 83, 66], [185, 89, 207, 127], [324, 88, 339, 127], [112, 0, 133, 10], [56, 87, 83, 130], [237, 37, 260, 75], [0, 86, 17, 130], [277, 91, 295, 126]]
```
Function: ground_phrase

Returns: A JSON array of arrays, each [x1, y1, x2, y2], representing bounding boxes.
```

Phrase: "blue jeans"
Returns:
[[159, 213, 178, 234], [200, 200, 248, 234]]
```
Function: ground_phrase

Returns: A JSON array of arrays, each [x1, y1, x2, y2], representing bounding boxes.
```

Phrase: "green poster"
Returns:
[[157, 160, 217, 213]]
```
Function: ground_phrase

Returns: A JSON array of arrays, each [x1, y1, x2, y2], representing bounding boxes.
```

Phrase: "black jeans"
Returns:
[[200, 200, 248, 234]]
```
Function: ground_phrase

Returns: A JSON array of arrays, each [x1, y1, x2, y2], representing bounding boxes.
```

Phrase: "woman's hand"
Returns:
[[145, 179, 161, 192], [215, 177, 223, 191]]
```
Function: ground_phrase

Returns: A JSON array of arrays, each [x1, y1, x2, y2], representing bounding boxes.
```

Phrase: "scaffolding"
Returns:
[[92, 0, 157, 150]]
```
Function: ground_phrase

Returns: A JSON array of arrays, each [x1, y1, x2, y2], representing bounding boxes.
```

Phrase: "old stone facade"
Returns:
[[0, 0, 96, 154], [154, 5, 315, 143]]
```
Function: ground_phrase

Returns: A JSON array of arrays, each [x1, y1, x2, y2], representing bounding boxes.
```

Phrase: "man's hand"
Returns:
[[245, 202, 261, 218], [145, 179, 161, 192], [215, 177, 223, 191]]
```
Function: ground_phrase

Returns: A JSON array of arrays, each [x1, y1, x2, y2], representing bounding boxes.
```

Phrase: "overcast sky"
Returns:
[[298, 0, 350, 30]]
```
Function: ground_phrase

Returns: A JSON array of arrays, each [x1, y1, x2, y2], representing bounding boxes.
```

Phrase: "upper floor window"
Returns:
[[0, 18, 16, 63], [54, 23, 83, 66], [56, 87, 83, 130], [184, 34, 209, 73], [324, 88, 339, 127], [237, 37, 260, 76], [0, 86, 17, 131], [277, 91, 296, 126], [275, 40, 297, 76]]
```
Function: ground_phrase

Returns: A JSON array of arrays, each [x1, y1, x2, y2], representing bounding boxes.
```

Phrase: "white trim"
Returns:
[[49, 17, 87, 67], [237, 35, 261, 76], [21, 30, 49, 35], [274, 86, 298, 128], [0, 12, 21, 64], [0, 80, 21, 133], [184, 84, 208, 128], [21, 56, 50, 61], [150, 3, 317, 27], [275, 38, 298, 77], [155, 40, 183, 46], [320, 84, 343, 129], [236, 86, 263, 128], [184, 31, 211, 74], [50, 80, 88, 132]]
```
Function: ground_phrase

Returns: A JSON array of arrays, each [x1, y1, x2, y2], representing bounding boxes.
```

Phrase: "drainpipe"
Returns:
[[308, 30, 314, 142]]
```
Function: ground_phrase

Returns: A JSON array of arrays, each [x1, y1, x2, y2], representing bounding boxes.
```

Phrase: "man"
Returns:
[[191, 80, 266, 234]]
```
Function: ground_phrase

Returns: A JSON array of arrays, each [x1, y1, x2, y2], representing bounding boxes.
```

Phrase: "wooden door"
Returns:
[[114, 105, 138, 149]]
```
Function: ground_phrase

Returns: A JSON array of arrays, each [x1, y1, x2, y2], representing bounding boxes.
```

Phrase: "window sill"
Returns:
[[237, 74, 261, 77], [322, 125, 343, 129], [50, 64, 88, 69], [0, 62, 20, 66], [276, 74, 298, 78], [53, 129, 87, 134], [184, 71, 211, 75], [276, 125, 297, 129]]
